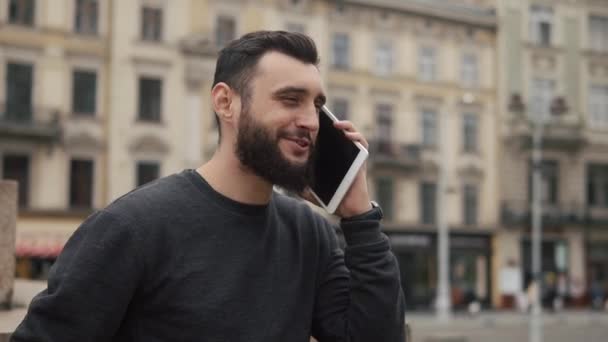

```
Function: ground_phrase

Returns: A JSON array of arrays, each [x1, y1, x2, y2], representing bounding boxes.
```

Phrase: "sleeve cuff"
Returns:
[[340, 218, 384, 246]]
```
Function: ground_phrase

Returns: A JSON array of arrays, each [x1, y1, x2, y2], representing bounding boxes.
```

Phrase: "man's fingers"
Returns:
[[300, 188, 321, 207], [344, 132, 369, 149], [334, 121, 369, 148], [334, 120, 356, 132]]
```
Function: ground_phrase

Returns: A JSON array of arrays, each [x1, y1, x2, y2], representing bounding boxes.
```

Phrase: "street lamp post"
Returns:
[[530, 118, 544, 342], [436, 109, 451, 322], [509, 93, 548, 342]]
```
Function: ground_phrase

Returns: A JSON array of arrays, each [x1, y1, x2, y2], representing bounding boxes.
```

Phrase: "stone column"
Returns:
[[183, 55, 216, 163], [186, 80, 203, 168], [0, 180, 17, 310]]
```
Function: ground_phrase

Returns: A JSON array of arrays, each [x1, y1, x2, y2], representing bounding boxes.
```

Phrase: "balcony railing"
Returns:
[[501, 200, 608, 227], [505, 94, 586, 151], [0, 104, 62, 144], [367, 139, 421, 171]]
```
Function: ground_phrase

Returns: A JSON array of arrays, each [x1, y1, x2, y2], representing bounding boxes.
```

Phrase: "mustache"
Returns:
[[277, 128, 312, 144]]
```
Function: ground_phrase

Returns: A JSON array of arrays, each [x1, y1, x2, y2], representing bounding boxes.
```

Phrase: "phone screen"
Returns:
[[310, 109, 361, 205]]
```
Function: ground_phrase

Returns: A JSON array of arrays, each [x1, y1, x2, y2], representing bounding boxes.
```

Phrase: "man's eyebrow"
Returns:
[[273, 86, 326, 105]]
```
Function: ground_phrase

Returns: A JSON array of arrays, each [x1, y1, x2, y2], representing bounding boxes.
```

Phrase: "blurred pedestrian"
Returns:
[[590, 277, 605, 310], [11, 31, 406, 341], [516, 288, 529, 313], [569, 276, 585, 307], [555, 271, 568, 310], [543, 272, 557, 310], [526, 280, 538, 312]]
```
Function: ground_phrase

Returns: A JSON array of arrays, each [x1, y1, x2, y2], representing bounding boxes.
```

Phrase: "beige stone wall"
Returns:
[[0, 0, 110, 212], [324, 2, 498, 229], [0, 181, 17, 309], [107, 0, 192, 201], [496, 0, 608, 307], [566, 229, 586, 288]]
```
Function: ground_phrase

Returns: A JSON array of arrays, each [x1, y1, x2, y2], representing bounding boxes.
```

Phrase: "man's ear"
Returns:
[[211, 82, 235, 124]]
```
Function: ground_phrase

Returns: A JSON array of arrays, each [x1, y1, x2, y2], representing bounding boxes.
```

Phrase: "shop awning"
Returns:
[[14, 215, 82, 258], [15, 235, 66, 258]]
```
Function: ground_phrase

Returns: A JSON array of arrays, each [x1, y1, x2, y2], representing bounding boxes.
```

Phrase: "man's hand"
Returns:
[[331, 120, 372, 218], [301, 120, 372, 219]]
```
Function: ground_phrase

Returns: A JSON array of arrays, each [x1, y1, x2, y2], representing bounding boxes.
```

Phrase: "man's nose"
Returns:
[[295, 105, 319, 132]]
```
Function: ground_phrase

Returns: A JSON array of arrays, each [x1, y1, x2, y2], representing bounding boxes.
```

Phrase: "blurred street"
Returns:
[[409, 311, 608, 342], [0, 279, 44, 334], [3, 281, 608, 342]]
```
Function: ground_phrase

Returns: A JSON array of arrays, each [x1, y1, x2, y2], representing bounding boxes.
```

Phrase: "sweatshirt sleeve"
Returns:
[[311, 217, 406, 342], [11, 210, 143, 342]]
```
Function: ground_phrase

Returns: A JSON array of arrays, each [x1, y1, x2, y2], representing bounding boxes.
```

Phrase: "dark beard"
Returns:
[[235, 108, 316, 194]]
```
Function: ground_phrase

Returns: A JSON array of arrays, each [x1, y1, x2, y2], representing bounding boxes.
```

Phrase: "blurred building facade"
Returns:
[[0, 0, 304, 278], [16, 0, 608, 313], [0, 0, 113, 278], [320, 0, 498, 311], [495, 0, 608, 309], [0, 0, 500, 310]]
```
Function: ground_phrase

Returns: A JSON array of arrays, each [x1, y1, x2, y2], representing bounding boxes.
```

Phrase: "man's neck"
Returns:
[[196, 148, 274, 205]]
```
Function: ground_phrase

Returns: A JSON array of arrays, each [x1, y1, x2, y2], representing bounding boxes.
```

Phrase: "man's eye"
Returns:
[[283, 98, 299, 105]]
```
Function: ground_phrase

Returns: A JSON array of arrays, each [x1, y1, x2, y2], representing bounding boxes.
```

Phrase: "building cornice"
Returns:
[[331, 0, 497, 29]]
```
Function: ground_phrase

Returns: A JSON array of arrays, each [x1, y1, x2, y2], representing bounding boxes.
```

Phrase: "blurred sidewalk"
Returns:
[[408, 309, 608, 327], [408, 310, 608, 342], [2, 279, 608, 341], [0, 279, 45, 333]]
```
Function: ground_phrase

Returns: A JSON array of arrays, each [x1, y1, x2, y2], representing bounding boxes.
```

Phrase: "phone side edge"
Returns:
[[326, 148, 369, 214]]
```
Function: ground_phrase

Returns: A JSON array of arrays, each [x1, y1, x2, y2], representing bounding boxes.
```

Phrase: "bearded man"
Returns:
[[12, 31, 406, 342]]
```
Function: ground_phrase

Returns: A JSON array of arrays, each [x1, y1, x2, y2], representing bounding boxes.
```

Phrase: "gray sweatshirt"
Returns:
[[11, 169, 405, 341]]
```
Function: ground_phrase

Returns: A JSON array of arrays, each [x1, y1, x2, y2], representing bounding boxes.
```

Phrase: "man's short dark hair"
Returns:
[[212, 30, 320, 138]]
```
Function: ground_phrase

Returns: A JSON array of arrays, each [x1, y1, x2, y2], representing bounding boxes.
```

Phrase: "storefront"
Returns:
[[587, 241, 608, 308], [521, 238, 569, 308], [12, 215, 77, 280], [388, 232, 492, 311], [14, 233, 64, 279]]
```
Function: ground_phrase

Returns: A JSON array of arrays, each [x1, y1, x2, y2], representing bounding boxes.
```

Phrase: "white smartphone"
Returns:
[[309, 105, 369, 214]]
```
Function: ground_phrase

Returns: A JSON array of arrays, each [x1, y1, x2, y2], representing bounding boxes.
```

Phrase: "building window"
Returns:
[[136, 161, 160, 187], [530, 78, 555, 119], [421, 109, 437, 148], [331, 98, 349, 120], [9, 0, 35, 26], [2, 154, 29, 207], [5, 62, 33, 123], [530, 4, 553, 46], [376, 177, 394, 220], [589, 16, 608, 52], [138, 77, 162, 122], [461, 52, 478, 88], [421, 182, 437, 224], [374, 40, 393, 76], [462, 113, 478, 153], [463, 184, 478, 225], [70, 159, 94, 209], [589, 85, 608, 129], [141, 6, 162, 41], [74, 0, 98, 34], [332, 33, 350, 70], [376, 103, 393, 143], [528, 160, 558, 205], [588, 164, 608, 208], [418, 46, 437, 81], [72, 70, 97, 116], [285, 22, 305, 34], [216, 16, 236, 48]]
